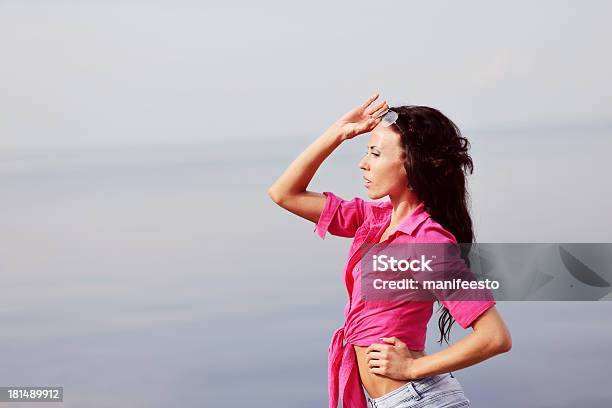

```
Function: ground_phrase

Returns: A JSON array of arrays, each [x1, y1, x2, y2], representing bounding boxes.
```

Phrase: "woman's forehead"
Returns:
[[368, 126, 402, 150]]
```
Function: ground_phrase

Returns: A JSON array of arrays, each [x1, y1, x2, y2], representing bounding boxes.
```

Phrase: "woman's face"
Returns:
[[358, 124, 409, 200]]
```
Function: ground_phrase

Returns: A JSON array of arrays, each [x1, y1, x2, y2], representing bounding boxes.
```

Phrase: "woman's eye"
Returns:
[[372, 152, 380, 157]]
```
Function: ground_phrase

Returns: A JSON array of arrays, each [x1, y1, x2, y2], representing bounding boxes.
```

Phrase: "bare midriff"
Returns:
[[353, 345, 427, 399]]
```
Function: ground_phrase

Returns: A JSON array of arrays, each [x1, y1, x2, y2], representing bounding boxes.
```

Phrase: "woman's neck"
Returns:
[[388, 191, 421, 227]]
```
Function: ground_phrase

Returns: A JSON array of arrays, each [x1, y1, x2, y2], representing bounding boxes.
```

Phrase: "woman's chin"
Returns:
[[366, 189, 383, 200]]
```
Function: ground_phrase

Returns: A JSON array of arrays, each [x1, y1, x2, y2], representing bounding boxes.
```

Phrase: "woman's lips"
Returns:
[[363, 176, 372, 188]]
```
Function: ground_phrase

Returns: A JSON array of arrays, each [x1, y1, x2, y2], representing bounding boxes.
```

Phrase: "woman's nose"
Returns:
[[359, 156, 369, 170]]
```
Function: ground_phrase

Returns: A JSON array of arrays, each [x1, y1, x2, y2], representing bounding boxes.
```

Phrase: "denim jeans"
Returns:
[[362, 372, 470, 408]]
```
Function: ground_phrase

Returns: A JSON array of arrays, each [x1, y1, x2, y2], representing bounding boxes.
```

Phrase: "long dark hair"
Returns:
[[389, 105, 475, 345]]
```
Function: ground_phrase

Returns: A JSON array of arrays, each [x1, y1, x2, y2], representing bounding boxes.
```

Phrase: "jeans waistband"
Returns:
[[362, 372, 454, 407]]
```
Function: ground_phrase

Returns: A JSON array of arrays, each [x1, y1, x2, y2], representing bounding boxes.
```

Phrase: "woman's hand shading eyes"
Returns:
[[327, 93, 389, 141]]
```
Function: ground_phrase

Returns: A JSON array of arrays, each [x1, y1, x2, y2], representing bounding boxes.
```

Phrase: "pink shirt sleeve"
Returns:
[[313, 191, 367, 239], [419, 224, 497, 329]]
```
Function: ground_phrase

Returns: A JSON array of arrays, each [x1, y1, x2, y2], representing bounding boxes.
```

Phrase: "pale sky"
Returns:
[[1, 0, 611, 152]]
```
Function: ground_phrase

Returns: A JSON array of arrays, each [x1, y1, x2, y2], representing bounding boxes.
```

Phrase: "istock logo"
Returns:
[[372, 254, 434, 272]]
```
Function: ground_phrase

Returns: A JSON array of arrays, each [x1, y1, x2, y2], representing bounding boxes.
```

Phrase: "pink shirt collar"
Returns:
[[371, 200, 430, 236]]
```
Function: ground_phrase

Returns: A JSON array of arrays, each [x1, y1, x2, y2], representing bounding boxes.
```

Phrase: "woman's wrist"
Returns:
[[322, 124, 347, 144], [403, 356, 421, 380]]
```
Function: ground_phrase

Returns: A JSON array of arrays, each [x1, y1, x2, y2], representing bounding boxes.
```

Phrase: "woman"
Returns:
[[268, 93, 512, 408]]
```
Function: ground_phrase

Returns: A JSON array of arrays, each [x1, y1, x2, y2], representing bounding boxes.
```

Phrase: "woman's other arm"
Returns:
[[366, 306, 512, 380], [407, 306, 511, 378]]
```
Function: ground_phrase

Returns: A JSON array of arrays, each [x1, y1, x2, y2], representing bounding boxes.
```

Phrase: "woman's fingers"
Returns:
[[361, 93, 380, 110], [371, 104, 389, 119], [339, 94, 379, 122], [337, 94, 390, 139], [365, 100, 388, 116], [369, 366, 386, 375], [367, 356, 383, 368], [366, 350, 383, 360], [367, 343, 391, 353], [355, 117, 382, 135]]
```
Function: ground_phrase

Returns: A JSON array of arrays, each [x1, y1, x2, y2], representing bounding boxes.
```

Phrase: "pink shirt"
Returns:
[[313, 191, 496, 408]]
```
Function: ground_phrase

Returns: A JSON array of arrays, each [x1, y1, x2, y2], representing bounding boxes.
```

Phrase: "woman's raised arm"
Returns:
[[267, 93, 389, 223]]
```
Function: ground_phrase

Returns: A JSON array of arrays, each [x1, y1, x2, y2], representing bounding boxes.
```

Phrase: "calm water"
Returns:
[[1, 130, 611, 407]]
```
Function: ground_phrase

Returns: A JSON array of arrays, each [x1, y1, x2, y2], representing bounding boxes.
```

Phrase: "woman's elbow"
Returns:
[[267, 185, 287, 205], [492, 332, 512, 354], [473, 308, 512, 355], [267, 187, 281, 204]]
